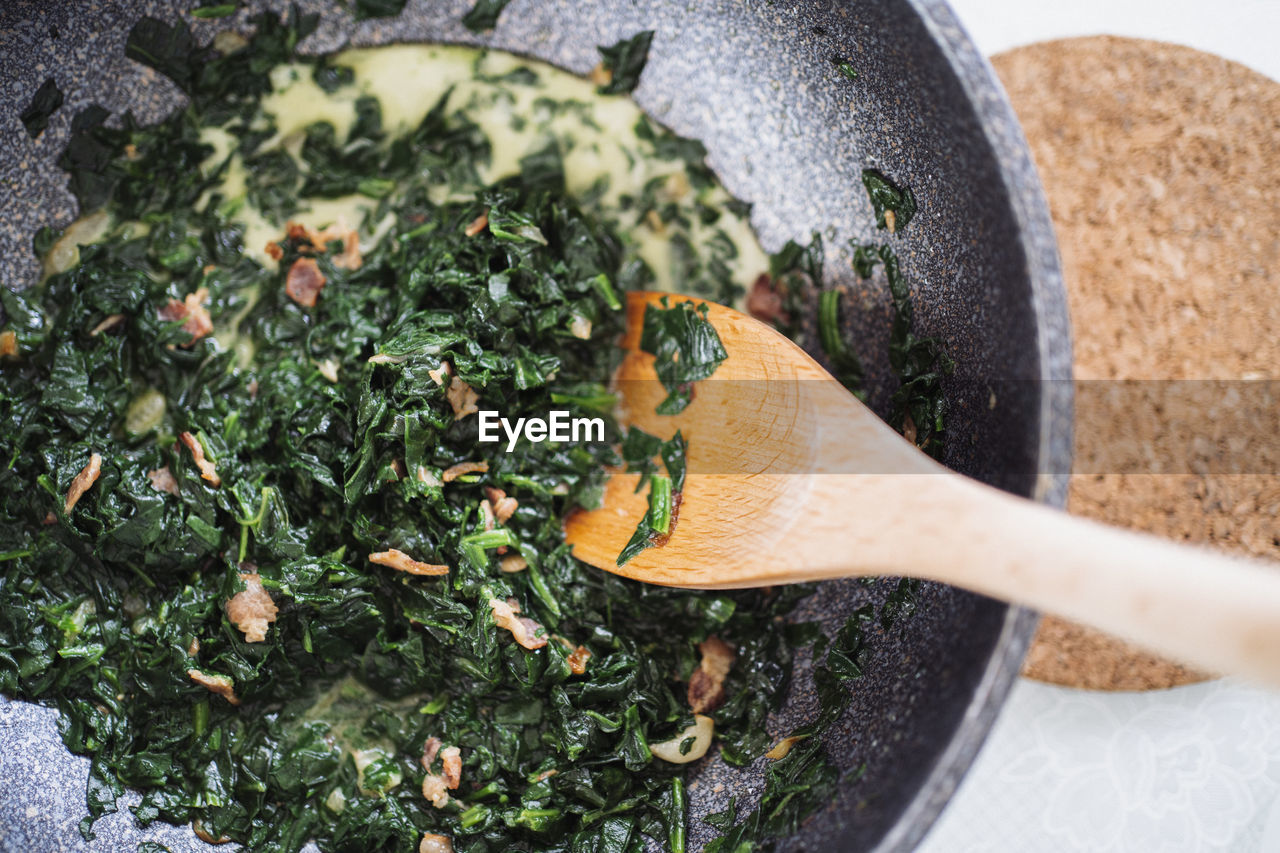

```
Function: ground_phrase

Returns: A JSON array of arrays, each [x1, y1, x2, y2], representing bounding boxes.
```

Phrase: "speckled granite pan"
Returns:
[[0, 1, 1072, 851]]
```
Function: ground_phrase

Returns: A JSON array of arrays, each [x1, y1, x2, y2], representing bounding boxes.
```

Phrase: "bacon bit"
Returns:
[[192, 819, 231, 844], [247, 378, 259, 399], [285, 257, 326, 308], [158, 287, 213, 346], [389, 459, 406, 481], [42, 511, 56, 525], [688, 636, 736, 714], [422, 773, 450, 809], [203, 264, 217, 276], [479, 499, 496, 532], [226, 572, 278, 643], [187, 637, 200, 656], [534, 769, 558, 782], [421, 736, 443, 770], [179, 431, 221, 487], [446, 375, 480, 420], [427, 361, 452, 386], [884, 209, 897, 234], [369, 549, 450, 576], [765, 735, 806, 760], [0, 330, 17, 358], [89, 314, 125, 336], [589, 62, 612, 88], [464, 212, 489, 237], [746, 273, 788, 325], [123, 143, 139, 161], [566, 644, 592, 675], [416, 467, 442, 487], [63, 452, 102, 515], [286, 221, 313, 244], [333, 228, 362, 270], [489, 597, 547, 650], [265, 241, 284, 261], [485, 487, 518, 523], [440, 746, 461, 789], [420, 832, 454, 853], [499, 554, 528, 574], [442, 460, 488, 483], [147, 466, 180, 496], [187, 669, 239, 705]]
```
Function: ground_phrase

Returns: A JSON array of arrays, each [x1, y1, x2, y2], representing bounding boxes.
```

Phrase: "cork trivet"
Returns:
[[992, 37, 1280, 690]]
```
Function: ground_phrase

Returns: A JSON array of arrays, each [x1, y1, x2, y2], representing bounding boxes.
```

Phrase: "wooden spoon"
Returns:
[[566, 292, 1280, 685]]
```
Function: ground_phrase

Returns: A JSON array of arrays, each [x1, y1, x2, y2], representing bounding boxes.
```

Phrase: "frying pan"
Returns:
[[0, 0, 1073, 850]]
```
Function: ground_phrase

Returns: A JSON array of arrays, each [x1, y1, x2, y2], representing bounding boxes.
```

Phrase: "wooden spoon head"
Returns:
[[564, 291, 921, 588]]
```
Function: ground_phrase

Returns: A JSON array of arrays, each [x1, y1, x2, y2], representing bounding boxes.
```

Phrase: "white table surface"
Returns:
[[917, 3, 1280, 852]]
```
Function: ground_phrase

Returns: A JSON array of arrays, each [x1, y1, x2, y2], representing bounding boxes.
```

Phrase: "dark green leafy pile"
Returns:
[[0, 11, 898, 853]]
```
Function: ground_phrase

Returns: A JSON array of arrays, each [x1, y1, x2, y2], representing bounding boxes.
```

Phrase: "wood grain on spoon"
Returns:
[[566, 292, 1280, 685]]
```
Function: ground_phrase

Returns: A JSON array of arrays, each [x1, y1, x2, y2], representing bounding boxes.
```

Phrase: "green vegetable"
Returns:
[[349, 0, 408, 19], [817, 287, 865, 395], [0, 12, 876, 853], [833, 58, 858, 81], [639, 299, 728, 415], [850, 243, 954, 455], [461, 0, 514, 31], [597, 31, 655, 95], [191, 3, 239, 18], [20, 77, 64, 140], [617, 431, 687, 566], [860, 168, 917, 233]]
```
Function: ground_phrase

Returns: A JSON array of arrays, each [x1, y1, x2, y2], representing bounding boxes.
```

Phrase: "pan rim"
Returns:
[[868, 1, 1073, 851]]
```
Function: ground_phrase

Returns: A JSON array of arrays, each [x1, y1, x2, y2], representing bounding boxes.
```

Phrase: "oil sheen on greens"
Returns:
[[0, 10, 937, 853]]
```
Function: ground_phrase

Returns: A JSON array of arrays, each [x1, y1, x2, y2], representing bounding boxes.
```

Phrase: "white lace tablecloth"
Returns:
[[917, 678, 1280, 852]]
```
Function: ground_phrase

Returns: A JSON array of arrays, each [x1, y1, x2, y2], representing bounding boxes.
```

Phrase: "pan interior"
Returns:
[[0, 1, 1067, 851]]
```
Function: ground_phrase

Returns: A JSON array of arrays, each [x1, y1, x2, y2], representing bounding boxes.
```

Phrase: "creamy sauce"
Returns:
[[52, 44, 769, 360], [192, 44, 768, 296], [302, 675, 424, 797]]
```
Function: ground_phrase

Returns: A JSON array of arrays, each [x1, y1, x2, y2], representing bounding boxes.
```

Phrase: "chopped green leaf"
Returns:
[[861, 168, 917, 233], [461, 0, 513, 31], [597, 31, 655, 95], [639, 299, 728, 415], [20, 78, 64, 140]]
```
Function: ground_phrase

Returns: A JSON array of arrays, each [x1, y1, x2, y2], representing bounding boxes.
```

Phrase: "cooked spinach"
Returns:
[[20, 77, 64, 140], [0, 13, 875, 853], [818, 288, 865, 396], [191, 2, 239, 18], [350, 0, 408, 20], [832, 58, 858, 81], [861, 168, 917, 233], [851, 242, 954, 456], [617, 430, 687, 566], [596, 31, 655, 96], [639, 299, 728, 415], [461, 0, 514, 32]]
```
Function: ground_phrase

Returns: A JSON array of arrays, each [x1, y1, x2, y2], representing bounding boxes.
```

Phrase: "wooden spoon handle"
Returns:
[[813, 471, 1280, 684]]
